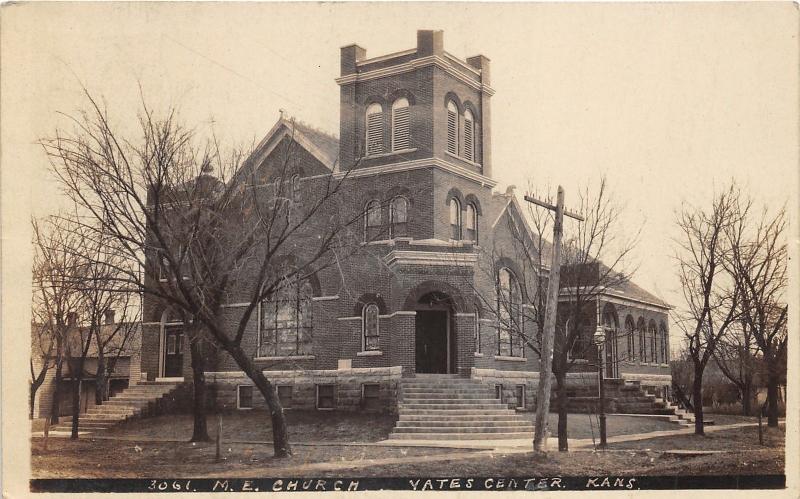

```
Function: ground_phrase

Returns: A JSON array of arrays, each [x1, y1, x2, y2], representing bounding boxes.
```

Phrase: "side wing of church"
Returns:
[[140, 30, 672, 416]]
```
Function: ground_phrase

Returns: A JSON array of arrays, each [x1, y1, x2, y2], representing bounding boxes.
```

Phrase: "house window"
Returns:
[[625, 316, 635, 361], [363, 303, 380, 351], [465, 203, 478, 243], [463, 109, 475, 161], [566, 318, 586, 360], [277, 385, 293, 409], [389, 196, 408, 238], [366, 103, 383, 156], [259, 276, 313, 357], [449, 197, 462, 240], [497, 268, 524, 357], [362, 383, 381, 411], [391, 98, 410, 151], [515, 385, 525, 409], [660, 322, 669, 363], [446, 100, 458, 155], [237, 385, 254, 410], [316, 384, 335, 410], [364, 199, 382, 241]]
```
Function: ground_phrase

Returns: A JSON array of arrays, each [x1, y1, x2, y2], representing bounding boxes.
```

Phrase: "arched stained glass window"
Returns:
[[259, 276, 313, 357], [363, 303, 380, 351], [497, 268, 523, 357], [364, 199, 381, 241]]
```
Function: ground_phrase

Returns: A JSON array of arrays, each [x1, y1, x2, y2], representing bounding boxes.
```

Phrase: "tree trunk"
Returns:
[[741, 382, 752, 417], [190, 338, 210, 442], [766, 371, 780, 427], [226, 343, 291, 457], [692, 364, 704, 435], [70, 371, 83, 440], [556, 373, 568, 452], [50, 354, 64, 425], [30, 382, 39, 419], [95, 354, 107, 406]]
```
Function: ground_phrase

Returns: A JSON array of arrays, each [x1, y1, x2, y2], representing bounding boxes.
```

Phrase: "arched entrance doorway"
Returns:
[[415, 291, 456, 374]]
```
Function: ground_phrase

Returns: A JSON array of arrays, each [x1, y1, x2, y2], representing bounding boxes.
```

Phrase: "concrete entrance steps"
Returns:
[[389, 375, 534, 441], [50, 381, 181, 434]]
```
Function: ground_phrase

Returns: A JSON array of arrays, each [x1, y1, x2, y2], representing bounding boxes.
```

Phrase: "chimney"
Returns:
[[416, 30, 444, 58], [67, 311, 78, 327], [340, 44, 366, 76], [104, 309, 116, 325]]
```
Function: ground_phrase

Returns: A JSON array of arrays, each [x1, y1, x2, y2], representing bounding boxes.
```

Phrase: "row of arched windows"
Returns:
[[364, 196, 409, 241], [623, 316, 669, 364], [449, 198, 479, 242], [366, 98, 410, 156]]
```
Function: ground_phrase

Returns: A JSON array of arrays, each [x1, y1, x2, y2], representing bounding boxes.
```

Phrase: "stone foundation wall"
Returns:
[[207, 366, 403, 414]]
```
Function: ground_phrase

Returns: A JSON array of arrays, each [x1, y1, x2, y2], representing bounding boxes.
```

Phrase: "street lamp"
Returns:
[[593, 324, 608, 448]]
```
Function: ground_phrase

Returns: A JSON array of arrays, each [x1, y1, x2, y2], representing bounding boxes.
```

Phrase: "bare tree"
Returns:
[[726, 202, 787, 426], [30, 320, 56, 420], [92, 295, 140, 406], [42, 92, 363, 456], [674, 184, 743, 435], [711, 320, 762, 415], [31, 216, 85, 424]]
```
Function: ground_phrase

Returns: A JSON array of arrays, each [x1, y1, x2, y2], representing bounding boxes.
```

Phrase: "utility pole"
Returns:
[[525, 186, 583, 453]]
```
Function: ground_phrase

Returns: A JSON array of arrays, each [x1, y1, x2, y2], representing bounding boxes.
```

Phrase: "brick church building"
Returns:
[[140, 30, 671, 414]]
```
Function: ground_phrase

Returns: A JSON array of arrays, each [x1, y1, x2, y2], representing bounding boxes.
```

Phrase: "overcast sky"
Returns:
[[3, 3, 797, 345]]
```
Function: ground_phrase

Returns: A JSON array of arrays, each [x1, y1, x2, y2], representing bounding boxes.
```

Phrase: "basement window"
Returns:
[[495, 384, 504, 403], [237, 385, 254, 410], [515, 385, 526, 409], [362, 383, 381, 411], [316, 384, 335, 410], [277, 385, 293, 409]]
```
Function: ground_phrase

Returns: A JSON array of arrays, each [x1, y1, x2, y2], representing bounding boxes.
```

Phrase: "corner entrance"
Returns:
[[415, 310, 449, 374]]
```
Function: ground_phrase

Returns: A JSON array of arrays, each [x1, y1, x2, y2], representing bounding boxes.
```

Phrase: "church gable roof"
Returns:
[[235, 115, 339, 185]]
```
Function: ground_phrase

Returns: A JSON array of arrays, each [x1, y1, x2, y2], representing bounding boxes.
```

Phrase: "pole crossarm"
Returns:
[[524, 195, 585, 222]]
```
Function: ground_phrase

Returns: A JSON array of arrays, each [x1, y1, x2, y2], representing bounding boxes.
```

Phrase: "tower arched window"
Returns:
[[391, 98, 410, 151], [465, 203, 478, 243], [659, 322, 669, 363], [259, 276, 313, 357], [449, 197, 462, 240], [446, 100, 458, 155], [365, 103, 384, 156], [463, 109, 475, 161], [362, 303, 380, 351], [389, 196, 408, 238], [497, 268, 523, 357], [364, 199, 381, 241]]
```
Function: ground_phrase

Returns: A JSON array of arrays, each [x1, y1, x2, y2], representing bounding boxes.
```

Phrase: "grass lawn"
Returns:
[[536, 413, 678, 440], [105, 410, 397, 443]]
